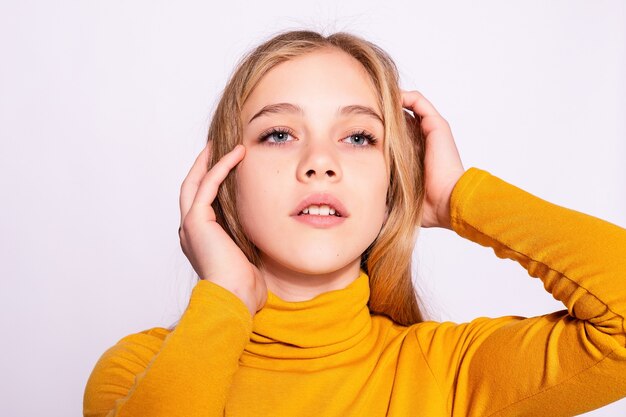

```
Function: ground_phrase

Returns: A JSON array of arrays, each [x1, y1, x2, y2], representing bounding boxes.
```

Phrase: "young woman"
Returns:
[[83, 30, 626, 416]]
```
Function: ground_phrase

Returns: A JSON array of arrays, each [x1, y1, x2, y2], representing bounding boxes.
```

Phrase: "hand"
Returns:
[[178, 142, 267, 317], [401, 90, 466, 229]]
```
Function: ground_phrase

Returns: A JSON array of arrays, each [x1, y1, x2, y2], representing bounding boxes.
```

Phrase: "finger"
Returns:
[[190, 144, 245, 212], [400, 90, 450, 135], [180, 142, 212, 225], [400, 90, 442, 118]]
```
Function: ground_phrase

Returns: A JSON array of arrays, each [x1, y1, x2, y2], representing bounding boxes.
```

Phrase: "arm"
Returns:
[[414, 167, 626, 417], [83, 279, 253, 417]]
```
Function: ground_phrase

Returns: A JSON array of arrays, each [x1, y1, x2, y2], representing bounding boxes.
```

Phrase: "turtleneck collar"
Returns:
[[244, 268, 372, 360]]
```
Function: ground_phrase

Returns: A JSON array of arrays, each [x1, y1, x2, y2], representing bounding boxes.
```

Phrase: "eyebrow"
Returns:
[[247, 102, 384, 125]]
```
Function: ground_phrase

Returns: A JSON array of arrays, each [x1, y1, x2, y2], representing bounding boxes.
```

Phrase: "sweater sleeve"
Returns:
[[414, 167, 626, 417], [82, 279, 253, 417]]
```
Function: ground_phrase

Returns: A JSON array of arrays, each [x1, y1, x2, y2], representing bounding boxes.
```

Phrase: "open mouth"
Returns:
[[298, 211, 342, 217]]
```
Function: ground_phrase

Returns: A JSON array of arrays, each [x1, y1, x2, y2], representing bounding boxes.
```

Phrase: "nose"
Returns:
[[296, 136, 342, 183]]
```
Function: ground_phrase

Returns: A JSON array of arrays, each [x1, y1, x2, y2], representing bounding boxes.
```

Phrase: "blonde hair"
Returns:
[[177, 29, 426, 328]]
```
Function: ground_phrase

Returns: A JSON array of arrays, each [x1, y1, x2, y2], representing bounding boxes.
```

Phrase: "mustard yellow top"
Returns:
[[83, 167, 626, 417]]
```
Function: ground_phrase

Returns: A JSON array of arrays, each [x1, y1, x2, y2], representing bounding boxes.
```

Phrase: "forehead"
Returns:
[[242, 49, 381, 116]]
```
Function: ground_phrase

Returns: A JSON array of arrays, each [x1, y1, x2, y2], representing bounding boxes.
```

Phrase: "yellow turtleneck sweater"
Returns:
[[83, 167, 626, 417]]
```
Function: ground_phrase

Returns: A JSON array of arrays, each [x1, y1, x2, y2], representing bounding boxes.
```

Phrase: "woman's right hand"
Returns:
[[178, 142, 267, 317]]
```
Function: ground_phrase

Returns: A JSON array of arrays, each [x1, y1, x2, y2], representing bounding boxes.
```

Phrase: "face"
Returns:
[[237, 48, 389, 277]]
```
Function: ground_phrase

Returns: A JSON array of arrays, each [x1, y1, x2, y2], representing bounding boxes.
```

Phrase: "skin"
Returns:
[[237, 48, 390, 302], [401, 90, 466, 230], [178, 48, 465, 316]]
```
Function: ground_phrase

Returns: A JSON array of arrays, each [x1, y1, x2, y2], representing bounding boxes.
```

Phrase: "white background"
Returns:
[[1, 1, 625, 416]]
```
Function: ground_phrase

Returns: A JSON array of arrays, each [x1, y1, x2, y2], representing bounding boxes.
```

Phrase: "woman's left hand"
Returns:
[[401, 90, 466, 230]]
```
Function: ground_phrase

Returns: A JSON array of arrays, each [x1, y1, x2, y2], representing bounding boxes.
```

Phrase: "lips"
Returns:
[[291, 192, 349, 217]]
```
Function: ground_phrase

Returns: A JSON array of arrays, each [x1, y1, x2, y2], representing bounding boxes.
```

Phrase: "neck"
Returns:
[[259, 256, 362, 302], [243, 267, 373, 362]]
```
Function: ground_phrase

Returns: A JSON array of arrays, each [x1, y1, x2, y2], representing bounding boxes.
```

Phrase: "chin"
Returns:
[[266, 252, 357, 276]]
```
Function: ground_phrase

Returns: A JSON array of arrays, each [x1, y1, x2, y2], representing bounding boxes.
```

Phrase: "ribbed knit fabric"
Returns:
[[83, 167, 626, 416]]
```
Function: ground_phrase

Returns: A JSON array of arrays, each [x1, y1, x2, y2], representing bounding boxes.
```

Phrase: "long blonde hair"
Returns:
[[177, 30, 426, 328]]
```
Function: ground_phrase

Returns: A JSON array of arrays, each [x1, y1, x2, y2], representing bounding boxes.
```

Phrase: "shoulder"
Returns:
[[91, 326, 172, 375], [409, 315, 526, 349], [120, 326, 172, 344], [83, 326, 172, 416], [107, 326, 172, 359]]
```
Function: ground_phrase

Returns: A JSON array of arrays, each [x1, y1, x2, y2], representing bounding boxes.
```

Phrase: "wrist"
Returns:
[[230, 288, 258, 318], [437, 171, 465, 230], [437, 198, 452, 230], [209, 278, 258, 318]]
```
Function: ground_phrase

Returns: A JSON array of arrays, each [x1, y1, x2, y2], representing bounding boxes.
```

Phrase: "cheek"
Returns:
[[235, 158, 286, 239], [359, 159, 389, 212]]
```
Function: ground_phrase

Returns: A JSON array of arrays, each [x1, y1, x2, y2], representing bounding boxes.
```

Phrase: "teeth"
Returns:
[[301, 204, 339, 216]]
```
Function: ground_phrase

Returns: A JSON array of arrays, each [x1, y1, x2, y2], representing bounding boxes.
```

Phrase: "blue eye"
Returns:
[[258, 128, 295, 146], [258, 128, 378, 148], [343, 131, 378, 147]]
